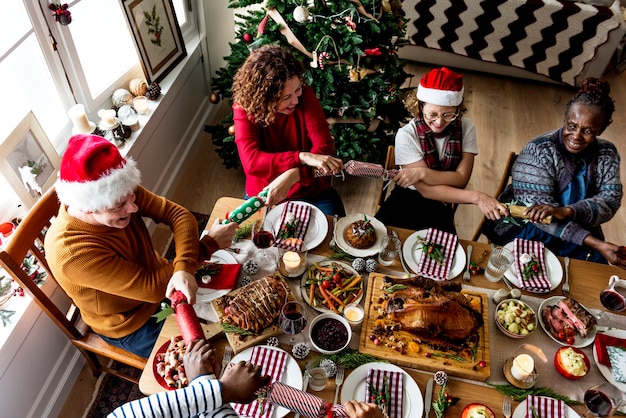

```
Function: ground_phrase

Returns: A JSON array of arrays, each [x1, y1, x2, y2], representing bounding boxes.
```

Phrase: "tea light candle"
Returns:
[[344, 303, 364, 327], [283, 251, 301, 274], [133, 96, 149, 115], [68, 104, 92, 133], [511, 353, 534, 380]]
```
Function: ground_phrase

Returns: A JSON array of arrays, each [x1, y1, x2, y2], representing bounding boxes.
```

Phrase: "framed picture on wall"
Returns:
[[0, 112, 60, 208], [121, 0, 187, 84]]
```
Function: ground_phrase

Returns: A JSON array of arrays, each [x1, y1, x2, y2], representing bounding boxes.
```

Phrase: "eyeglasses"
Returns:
[[422, 112, 458, 122]]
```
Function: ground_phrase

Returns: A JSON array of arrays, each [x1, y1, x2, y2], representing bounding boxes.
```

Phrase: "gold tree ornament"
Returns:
[[228, 125, 235, 136], [210, 92, 220, 104]]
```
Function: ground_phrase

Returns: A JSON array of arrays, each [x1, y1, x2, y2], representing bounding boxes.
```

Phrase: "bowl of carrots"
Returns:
[[302, 260, 363, 314]]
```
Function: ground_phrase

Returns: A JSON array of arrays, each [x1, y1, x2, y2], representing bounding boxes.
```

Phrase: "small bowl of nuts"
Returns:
[[495, 299, 537, 338]]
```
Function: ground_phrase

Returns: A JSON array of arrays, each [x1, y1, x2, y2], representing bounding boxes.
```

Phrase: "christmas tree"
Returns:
[[206, 0, 413, 169]]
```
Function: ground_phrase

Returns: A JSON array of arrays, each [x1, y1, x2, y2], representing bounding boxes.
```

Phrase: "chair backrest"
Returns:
[[0, 188, 146, 383], [470, 152, 519, 241]]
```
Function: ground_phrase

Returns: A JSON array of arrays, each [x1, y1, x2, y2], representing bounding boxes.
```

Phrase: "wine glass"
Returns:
[[251, 218, 277, 269], [583, 383, 623, 417], [279, 301, 308, 346]]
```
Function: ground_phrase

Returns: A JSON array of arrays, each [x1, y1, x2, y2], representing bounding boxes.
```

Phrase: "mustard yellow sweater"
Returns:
[[44, 186, 218, 338]]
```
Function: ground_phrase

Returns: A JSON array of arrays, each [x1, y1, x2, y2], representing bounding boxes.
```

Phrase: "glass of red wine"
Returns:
[[251, 218, 277, 269], [600, 275, 626, 312], [279, 301, 308, 346], [583, 383, 623, 417]]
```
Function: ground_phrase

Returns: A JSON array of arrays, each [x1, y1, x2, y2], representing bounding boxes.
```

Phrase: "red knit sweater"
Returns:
[[234, 85, 333, 199]]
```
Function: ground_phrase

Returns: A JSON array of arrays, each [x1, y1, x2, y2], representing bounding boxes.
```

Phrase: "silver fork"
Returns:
[[333, 365, 345, 404], [329, 215, 339, 247], [219, 346, 233, 378], [562, 257, 570, 296], [503, 395, 512, 418]]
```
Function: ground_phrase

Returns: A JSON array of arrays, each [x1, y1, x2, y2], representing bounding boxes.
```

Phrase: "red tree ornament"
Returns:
[[243, 33, 253, 43], [49, 3, 72, 25]]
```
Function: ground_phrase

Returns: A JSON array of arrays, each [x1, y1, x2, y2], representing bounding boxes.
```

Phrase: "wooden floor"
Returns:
[[60, 62, 626, 417]]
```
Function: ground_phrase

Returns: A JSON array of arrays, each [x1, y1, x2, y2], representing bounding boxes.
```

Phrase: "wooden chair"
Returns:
[[470, 151, 519, 241], [0, 188, 146, 383]]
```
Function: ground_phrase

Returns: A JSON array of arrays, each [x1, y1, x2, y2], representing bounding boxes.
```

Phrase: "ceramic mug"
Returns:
[[600, 275, 626, 312]]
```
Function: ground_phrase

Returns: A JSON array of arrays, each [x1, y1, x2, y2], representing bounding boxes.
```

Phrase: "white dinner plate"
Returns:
[[266, 201, 328, 251], [402, 229, 466, 280], [502, 241, 563, 292], [334, 213, 388, 257], [593, 329, 626, 392], [341, 362, 422, 418], [512, 399, 579, 418], [538, 296, 596, 348], [196, 250, 239, 301], [229, 345, 303, 418], [301, 260, 363, 313]]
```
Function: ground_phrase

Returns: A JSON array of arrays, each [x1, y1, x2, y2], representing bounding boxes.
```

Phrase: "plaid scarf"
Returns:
[[415, 118, 463, 170]]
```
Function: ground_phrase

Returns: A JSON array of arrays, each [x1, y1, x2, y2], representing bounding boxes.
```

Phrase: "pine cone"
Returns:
[[292, 342, 310, 359], [320, 359, 337, 377], [365, 258, 378, 272], [352, 258, 365, 272], [434, 370, 448, 386], [145, 82, 161, 100], [266, 336, 280, 347], [241, 276, 252, 286], [243, 260, 259, 275]]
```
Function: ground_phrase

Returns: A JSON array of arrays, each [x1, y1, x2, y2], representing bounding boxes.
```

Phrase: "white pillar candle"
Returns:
[[98, 109, 117, 126], [68, 104, 91, 132], [133, 96, 149, 115], [282, 251, 301, 274], [511, 354, 534, 380]]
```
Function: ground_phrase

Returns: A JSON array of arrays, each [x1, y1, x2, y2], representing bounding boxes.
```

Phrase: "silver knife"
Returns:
[[294, 373, 310, 418], [462, 244, 473, 282], [329, 214, 339, 247], [392, 230, 410, 274], [424, 378, 433, 418]]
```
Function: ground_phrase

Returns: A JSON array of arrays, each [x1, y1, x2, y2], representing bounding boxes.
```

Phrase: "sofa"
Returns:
[[399, 0, 626, 86]]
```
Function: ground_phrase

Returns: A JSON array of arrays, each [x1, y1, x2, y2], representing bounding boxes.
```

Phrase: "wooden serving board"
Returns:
[[359, 273, 491, 381], [210, 275, 292, 354]]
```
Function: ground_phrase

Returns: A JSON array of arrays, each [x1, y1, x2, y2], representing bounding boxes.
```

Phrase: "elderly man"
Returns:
[[45, 134, 237, 357]]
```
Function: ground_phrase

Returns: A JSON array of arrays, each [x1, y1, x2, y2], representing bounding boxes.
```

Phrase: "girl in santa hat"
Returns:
[[376, 67, 507, 233]]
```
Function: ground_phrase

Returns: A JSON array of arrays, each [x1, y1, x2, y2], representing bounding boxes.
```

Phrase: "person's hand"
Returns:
[[342, 400, 385, 418], [523, 204, 573, 223], [392, 167, 427, 188], [473, 192, 508, 220], [265, 168, 300, 206], [590, 240, 626, 269], [299, 152, 344, 175], [206, 219, 238, 248], [166, 270, 198, 305], [220, 361, 271, 404], [183, 339, 218, 379]]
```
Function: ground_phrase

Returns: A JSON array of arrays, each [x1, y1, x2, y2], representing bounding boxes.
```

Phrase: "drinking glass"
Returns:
[[378, 235, 401, 266], [600, 275, 626, 312], [252, 218, 277, 269], [583, 383, 623, 417], [485, 246, 514, 282], [279, 301, 308, 345]]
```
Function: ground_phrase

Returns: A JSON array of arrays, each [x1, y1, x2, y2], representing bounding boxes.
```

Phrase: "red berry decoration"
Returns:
[[243, 33, 253, 43], [424, 352, 431, 358], [49, 3, 72, 25], [479, 360, 487, 368]]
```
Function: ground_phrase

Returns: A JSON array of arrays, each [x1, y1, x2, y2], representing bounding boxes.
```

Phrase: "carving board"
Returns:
[[211, 275, 292, 354], [359, 273, 491, 381]]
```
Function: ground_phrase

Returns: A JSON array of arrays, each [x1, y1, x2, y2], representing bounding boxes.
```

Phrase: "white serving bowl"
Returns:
[[308, 312, 352, 354]]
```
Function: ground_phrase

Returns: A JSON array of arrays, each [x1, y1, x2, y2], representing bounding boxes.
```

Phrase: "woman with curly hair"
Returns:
[[231, 45, 345, 216], [376, 67, 506, 233], [488, 77, 625, 266]]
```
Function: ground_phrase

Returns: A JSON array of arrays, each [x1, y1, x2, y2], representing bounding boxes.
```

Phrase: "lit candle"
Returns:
[[344, 303, 364, 327], [282, 251, 301, 274], [511, 353, 534, 380], [98, 109, 117, 127], [68, 104, 91, 133], [133, 96, 149, 115]]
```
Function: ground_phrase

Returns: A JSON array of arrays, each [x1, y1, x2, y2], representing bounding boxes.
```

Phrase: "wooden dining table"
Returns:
[[139, 196, 626, 417]]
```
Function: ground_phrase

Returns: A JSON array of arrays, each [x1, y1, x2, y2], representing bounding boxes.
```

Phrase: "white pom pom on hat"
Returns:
[[56, 134, 141, 212], [416, 67, 464, 107]]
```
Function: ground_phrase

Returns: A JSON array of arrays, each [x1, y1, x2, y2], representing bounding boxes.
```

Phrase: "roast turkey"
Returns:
[[222, 275, 291, 334], [384, 276, 483, 343]]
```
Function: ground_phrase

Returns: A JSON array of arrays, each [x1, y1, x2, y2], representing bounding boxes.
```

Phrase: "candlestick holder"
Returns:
[[503, 343, 548, 388], [277, 239, 307, 278]]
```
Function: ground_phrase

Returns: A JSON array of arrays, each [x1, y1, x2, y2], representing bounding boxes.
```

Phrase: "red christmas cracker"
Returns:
[[170, 290, 204, 344], [266, 381, 349, 418]]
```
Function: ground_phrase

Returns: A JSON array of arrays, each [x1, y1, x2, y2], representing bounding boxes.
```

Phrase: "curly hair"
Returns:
[[232, 45, 304, 127], [566, 77, 615, 131]]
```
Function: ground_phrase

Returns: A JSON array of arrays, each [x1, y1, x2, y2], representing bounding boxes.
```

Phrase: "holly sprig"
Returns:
[[195, 262, 222, 280], [276, 214, 299, 240], [521, 255, 542, 281], [433, 382, 459, 418], [367, 375, 391, 416], [419, 239, 445, 264]]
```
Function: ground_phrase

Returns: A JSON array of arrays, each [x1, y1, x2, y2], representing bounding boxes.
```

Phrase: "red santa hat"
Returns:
[[416, 67, 464, 107], [56, 134, 141, 212]]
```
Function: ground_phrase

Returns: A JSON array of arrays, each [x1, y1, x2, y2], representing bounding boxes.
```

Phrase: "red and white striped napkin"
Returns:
[[513, 239, 550, 293], [526, 395, 565, 418], [266, 381, 349, 418], [274, 202, 311, 251], [365, 369, 404, 418], [344, 160, 399, 180], [233, 346, 288, 418], [417, 228, 458, 280]]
